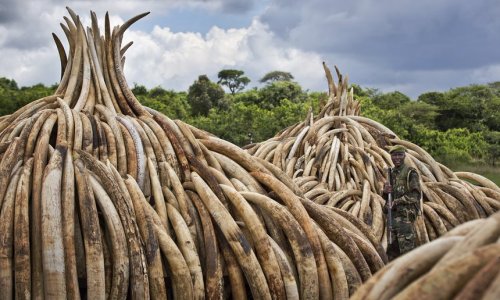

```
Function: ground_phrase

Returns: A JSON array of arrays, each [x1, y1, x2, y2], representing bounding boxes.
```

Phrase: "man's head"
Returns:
[[389, 145, 406, 167]]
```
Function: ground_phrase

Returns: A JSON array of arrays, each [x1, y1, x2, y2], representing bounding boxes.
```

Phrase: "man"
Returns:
[[383, 145, 421, 260]]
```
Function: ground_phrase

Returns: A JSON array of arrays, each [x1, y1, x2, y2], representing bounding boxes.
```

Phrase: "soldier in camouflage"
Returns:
[[383, 145, 422, 260]]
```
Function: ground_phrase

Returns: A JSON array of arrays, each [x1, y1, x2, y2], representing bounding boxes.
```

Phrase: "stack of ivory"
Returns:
[[351, 210, 500, 300], [245, 63, 500, 248], [0, 8, 387, 299]]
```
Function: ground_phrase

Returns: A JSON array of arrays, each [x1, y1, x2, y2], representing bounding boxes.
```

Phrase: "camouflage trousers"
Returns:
[[387, 206, 417, 261]]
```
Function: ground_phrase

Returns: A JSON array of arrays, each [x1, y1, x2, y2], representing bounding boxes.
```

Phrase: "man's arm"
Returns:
[[407, 169, 421, 201], [381, 178, 392, 213]]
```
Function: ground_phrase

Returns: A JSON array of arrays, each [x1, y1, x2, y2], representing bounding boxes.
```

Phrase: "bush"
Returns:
[[413, 127, 488, 165]]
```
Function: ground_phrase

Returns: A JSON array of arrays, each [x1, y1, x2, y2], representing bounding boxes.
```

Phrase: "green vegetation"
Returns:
[[1, 70, 498, 183], [259, 71, 294, 83], [217, 69, 251, 95], [0, 78, 56, 116]]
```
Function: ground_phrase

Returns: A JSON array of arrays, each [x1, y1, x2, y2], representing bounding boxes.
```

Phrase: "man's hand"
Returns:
[[386, 198, 404, 211], [384, 201, 393, 211], [383, 182, 393, 194], [392, 197, 411, 207]]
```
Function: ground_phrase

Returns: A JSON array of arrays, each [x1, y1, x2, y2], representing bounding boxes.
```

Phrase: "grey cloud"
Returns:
[[2, 0, 499, 99], [217, 0, 256, 13], [0, 0, 22, 24], [0, 1, 63, 49], [0, 1, 149, 50], [260, 0, 500, 72], [0, 0, 251, 51], [317, 50, 500, 98]]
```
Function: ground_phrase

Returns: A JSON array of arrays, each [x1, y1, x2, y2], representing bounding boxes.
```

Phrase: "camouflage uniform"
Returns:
[[384, 163, 421, 260]]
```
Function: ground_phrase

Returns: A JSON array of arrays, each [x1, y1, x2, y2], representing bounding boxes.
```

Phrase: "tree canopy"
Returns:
[[188, 75, 225, 116], [259, 71, 294, 83], [217, 69, 250, 95]]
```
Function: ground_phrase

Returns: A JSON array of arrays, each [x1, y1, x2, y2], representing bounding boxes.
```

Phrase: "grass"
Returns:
[[446, 163, 500, 187]]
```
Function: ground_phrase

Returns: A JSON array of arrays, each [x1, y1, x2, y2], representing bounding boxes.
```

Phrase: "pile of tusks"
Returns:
[[351, 210, 500, 300], [245, 63, 500, 248], [0, 8, 390, 299]]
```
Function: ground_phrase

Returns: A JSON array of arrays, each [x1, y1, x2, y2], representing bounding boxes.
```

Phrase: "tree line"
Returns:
[[0, 70, 498, 166]]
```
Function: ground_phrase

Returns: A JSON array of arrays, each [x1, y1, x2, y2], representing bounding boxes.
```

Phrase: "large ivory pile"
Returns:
[[245, 63, 500, 247], [351, 211, 500, 299], [0, 9, 387, 299]]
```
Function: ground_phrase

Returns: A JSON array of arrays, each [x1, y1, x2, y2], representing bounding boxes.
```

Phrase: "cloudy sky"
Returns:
[[1, 0, 500, 98]]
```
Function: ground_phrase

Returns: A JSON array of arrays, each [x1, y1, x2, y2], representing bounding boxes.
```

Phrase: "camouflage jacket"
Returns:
[[383, 163, 422, 215]]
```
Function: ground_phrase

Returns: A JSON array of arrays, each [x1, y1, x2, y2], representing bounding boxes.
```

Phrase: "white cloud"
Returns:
[[120, 19, 325, 92], [1, 0, 499, 98], [0, 47, 60, 86], [0, 2, 327, 93]]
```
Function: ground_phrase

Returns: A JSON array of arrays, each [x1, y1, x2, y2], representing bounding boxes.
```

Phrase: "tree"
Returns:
[[0, 77, 18, 90], [487, 81, 500, 97], [372, 91, 411, 109], [0, 80, 54, 116], [400, 101, 439, 129], [484, 96, 500, 131], [435, 85, 495, 132], [188, 75, 225, 116], [189, 98, 310, 146], [233, 88, 261, 106], [137, 88, 190, 120], [149, 86, 168, 98], [217, 69, 250, 95], [483, 131, 500, 166], [352, 84, 380, 98], [417, 91, 445, 106], [132, 83, 147, 95], [259, 71, 294, 84], [351, 84, 368, 97], [358, 96, 413, 138], [258, 81, 306, 109]]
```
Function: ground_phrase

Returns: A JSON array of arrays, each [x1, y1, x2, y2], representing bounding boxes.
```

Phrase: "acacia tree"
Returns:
[[259, 71, 294, 84], [217, 69, 250, 95]]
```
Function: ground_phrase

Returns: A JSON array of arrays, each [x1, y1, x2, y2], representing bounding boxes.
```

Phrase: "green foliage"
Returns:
[[217, 69, 250, 95], [0, 73, 497, 169], [0, 78, 19, 90], [272, 99, 312, 131], [0, 77, 55, 116], [359, 88, 494, 165], [372, 91, 411, 109], [132, 83, 148, 96], [351, 84, 367, 97], [399, 101, 439, 129], [232, 88, 261, 106], [352, 84, 379, 98], [138, 89, 190, 120], [483, 131, 500, 166], [189, 102, 270, 145], [304, 91, 325, 115], [483, 97, 500, 131], [417, 91, 445, 106], [259, 71, 294, 83], [257, 81, 307, 109], [431, 85, 499, 132], [411, 127, 488, 164], [358, 96, 411, 137], [187, 75, 225, 116], [189, 98, 310, 146]]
